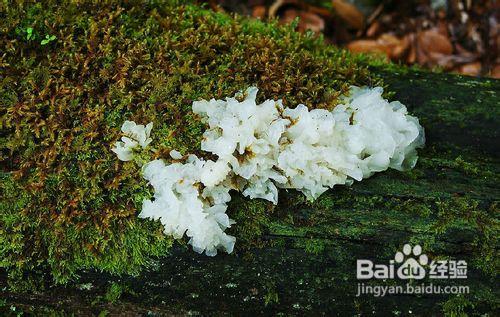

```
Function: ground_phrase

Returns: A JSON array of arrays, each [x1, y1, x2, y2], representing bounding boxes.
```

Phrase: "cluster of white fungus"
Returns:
[[111, 121, 153, 161], [138, 157, 235, 256], [112, 86, 424, 256]]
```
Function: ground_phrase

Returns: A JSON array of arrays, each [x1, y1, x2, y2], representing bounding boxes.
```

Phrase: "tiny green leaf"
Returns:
[[26, 27, 33, 40], [40, 34, 56, 45]]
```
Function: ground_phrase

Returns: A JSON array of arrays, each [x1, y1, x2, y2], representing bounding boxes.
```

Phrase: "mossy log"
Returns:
[[1, 70, 498, 316], [1, 1, 499, 315]]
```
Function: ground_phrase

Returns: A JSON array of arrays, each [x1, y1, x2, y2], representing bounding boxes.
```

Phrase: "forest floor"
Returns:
[[202, 0, 499, 78]]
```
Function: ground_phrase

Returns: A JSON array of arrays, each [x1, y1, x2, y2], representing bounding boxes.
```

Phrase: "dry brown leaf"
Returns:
[[282, 8, 325, 33], [347, 39, 387, 56], [347, 33, 409, 60], [416, 28, 454, 66], [377, 34, 408, 58], [457, 61, 482, 76], [491, 64, 500, 79], [252, 5, 266, 19], [418, 28, 453, 55], [332, 0, 364, 30], [392, 35, 411, 59]]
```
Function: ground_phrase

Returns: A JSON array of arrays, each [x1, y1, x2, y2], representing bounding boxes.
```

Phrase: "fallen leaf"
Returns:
[[332, 0, 364, 30], [380, 33, 410, 59], [252, 5, 266, 19], [417, 28, 454, 66], [347, 39, 387, 56], [457, 61, 482, 76], [491, 64, 500, 79], [418, 28, 453, 55], [282, 9, 325, 33], [347, 33, 409, 60]]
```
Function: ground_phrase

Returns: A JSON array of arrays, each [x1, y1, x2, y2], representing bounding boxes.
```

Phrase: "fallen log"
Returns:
[[1, 69, 498, 315]]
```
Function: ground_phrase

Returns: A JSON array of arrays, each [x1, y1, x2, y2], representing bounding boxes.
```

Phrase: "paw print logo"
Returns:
[[395, 244, 428, 280]]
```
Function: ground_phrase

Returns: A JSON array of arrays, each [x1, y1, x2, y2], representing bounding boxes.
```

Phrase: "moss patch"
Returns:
[[0, 0, 381, 284]]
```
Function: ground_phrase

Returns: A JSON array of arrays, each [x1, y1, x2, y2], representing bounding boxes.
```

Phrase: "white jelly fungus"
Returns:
[[112, 86, 424, 256]]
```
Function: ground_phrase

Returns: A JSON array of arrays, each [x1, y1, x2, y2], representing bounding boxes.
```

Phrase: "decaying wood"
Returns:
[[1, 70, 498, 315]]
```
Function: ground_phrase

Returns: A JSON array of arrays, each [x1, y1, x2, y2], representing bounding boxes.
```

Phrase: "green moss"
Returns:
[[263, 282, 280, 306], [0, 0, 381, 284], [441, 295, 474, 317], [104, 282, 125, 303], [227, 194, 273, 249]]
